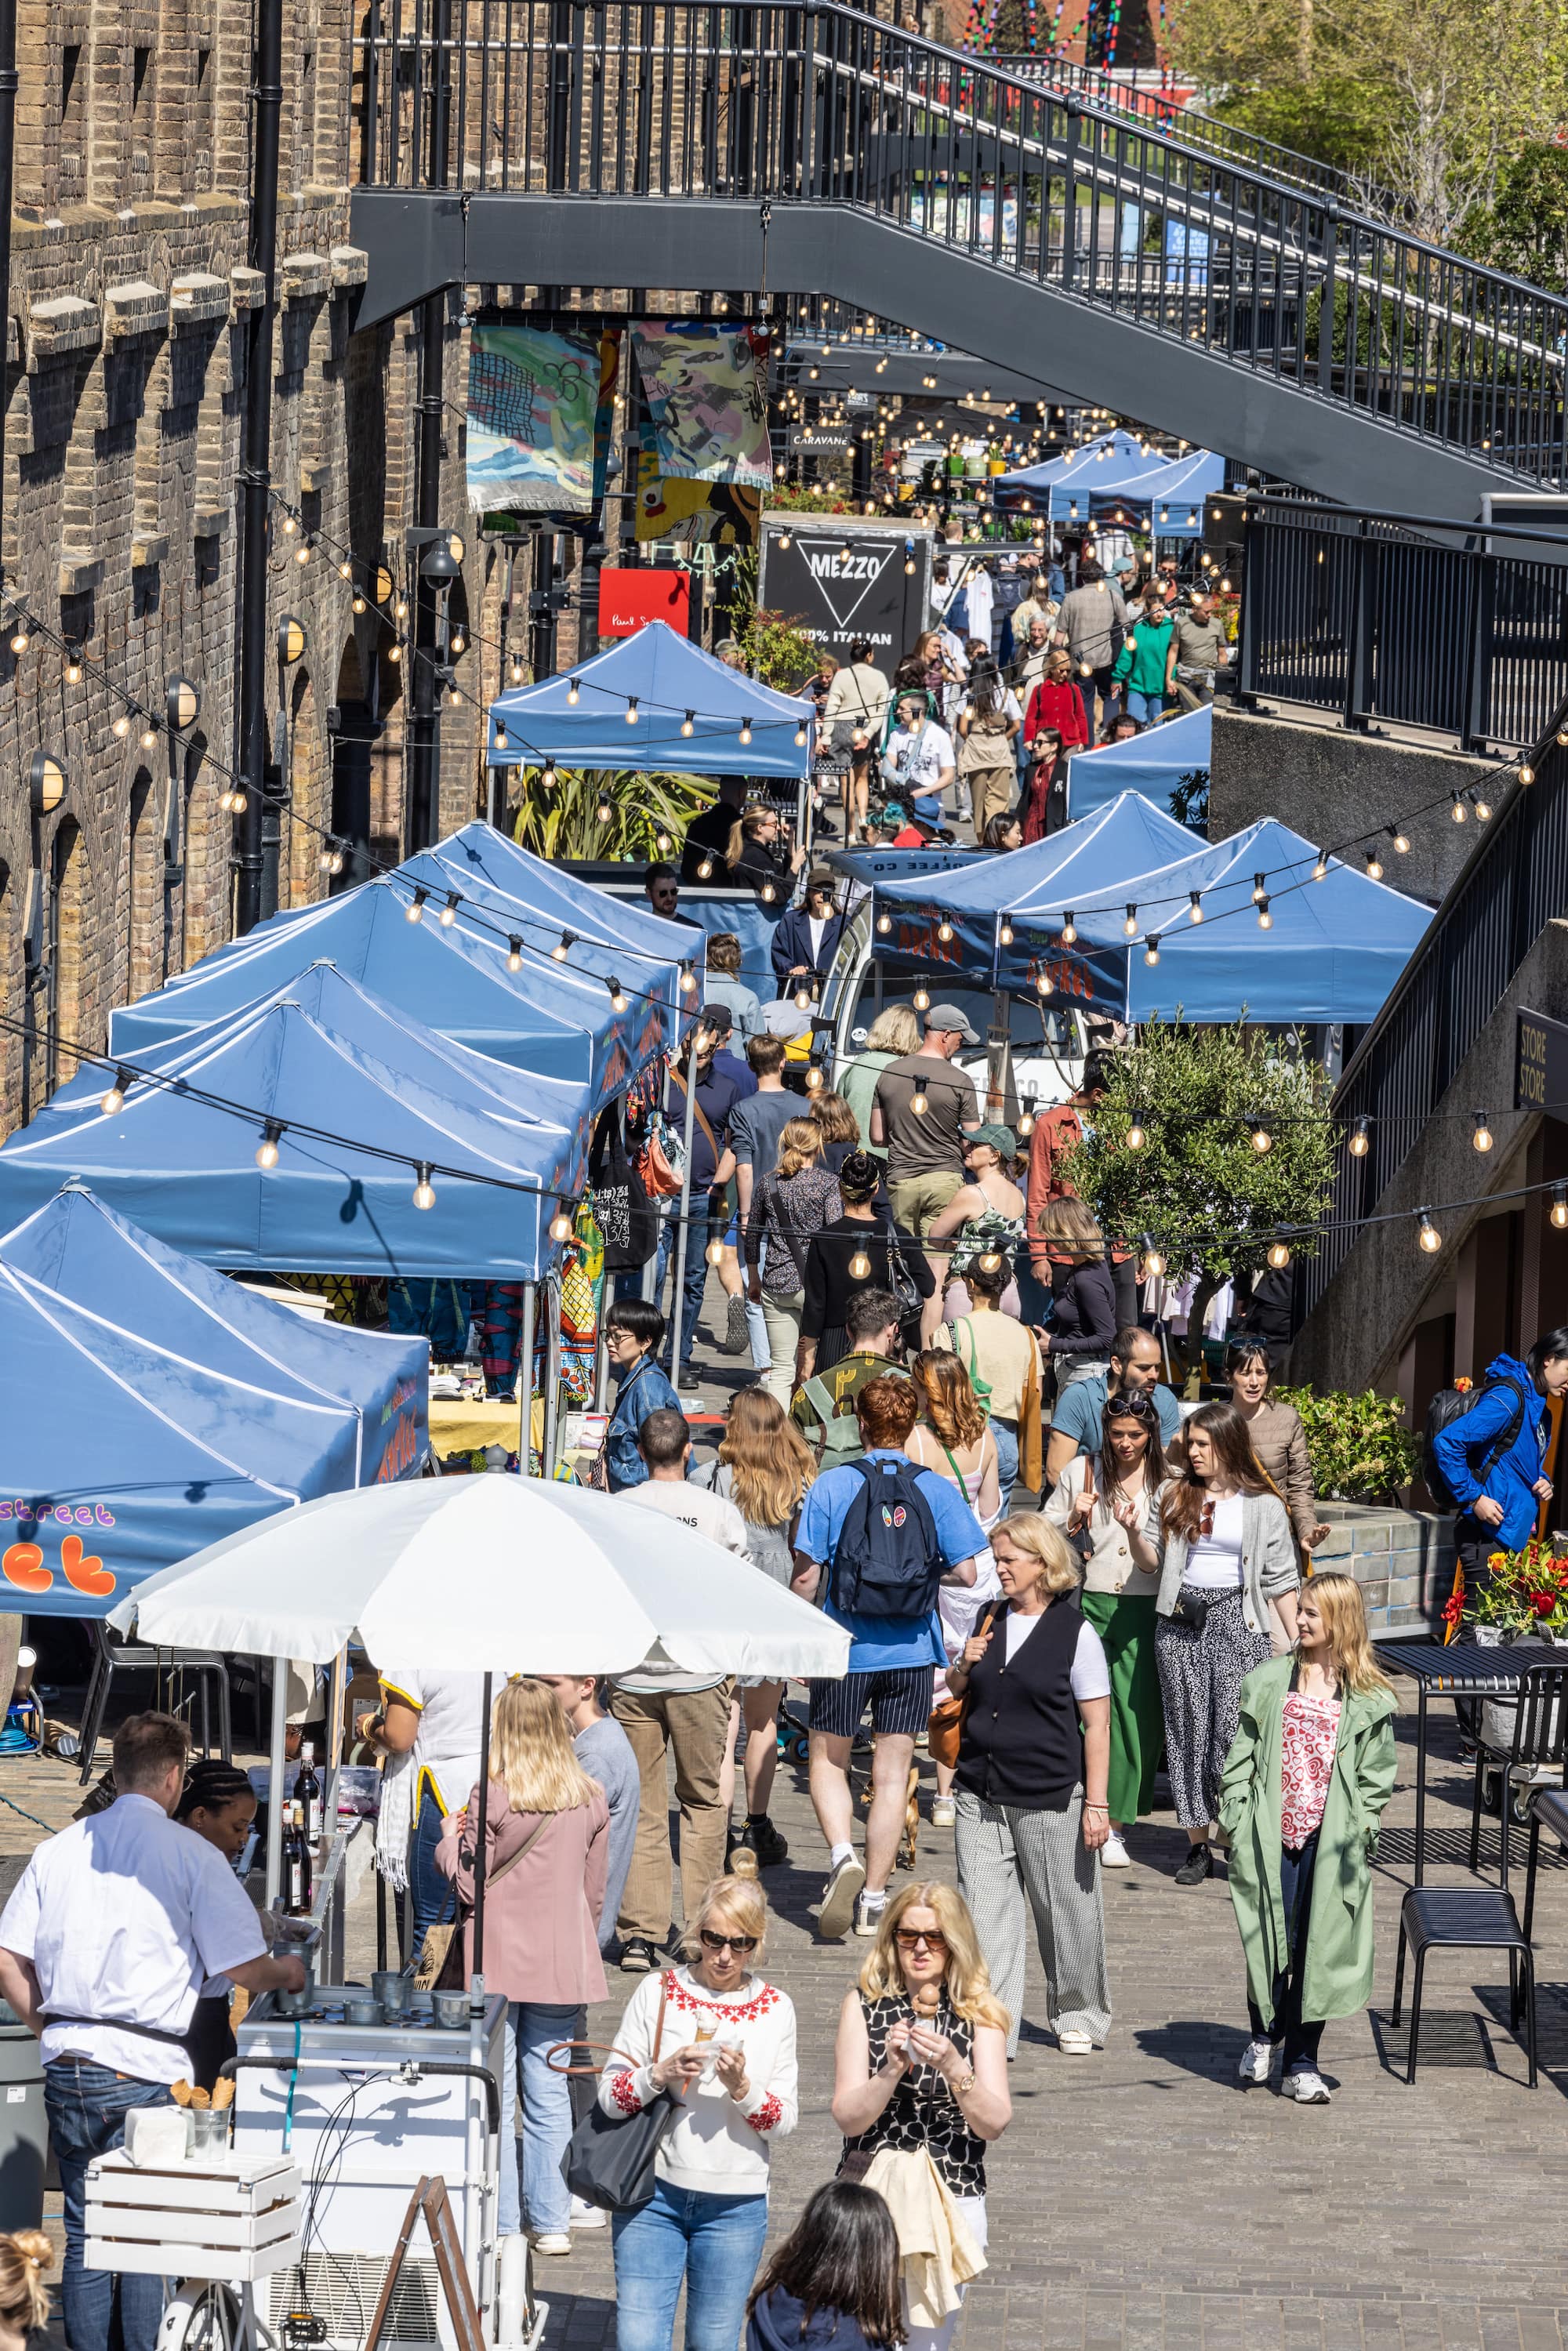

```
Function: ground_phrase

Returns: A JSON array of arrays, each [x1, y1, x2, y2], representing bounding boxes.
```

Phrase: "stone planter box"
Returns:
[[1309, 1501, 1455, 1635]]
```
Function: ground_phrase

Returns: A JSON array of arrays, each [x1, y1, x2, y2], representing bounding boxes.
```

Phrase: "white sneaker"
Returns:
[[530, 2233, 572, 2256], [1100, 1830, 1131, 1868], [569, 2197, 606, 2229], [931, 1796, 956, 1828], [854, 1894, 888, 1937], [1057, 2029, 1095, 2054], [1238, 2037, 1277, 2086], [817, 1853, 866, 1939], [1283, 2067, 1332, 2104]]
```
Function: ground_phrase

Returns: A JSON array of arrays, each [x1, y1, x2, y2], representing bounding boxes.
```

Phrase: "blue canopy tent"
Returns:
[[434, 821, 696, 965], [0, 1194, 426, 1619], [484, 621, 815, 784], [1058, 818, 1432, 1023], [108, 877, 664, 1110], [1127, 450, 1227, 536], [994, 433, 1170, 522], [869, 792, 1195, 993], [0, 976, 589, 1278], [2, 1182, 427, 1493], [1067, 706, 1213, 822]]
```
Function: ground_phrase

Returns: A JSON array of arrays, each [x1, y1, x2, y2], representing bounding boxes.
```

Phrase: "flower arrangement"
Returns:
[[1449, 1536, 1568, 1637]]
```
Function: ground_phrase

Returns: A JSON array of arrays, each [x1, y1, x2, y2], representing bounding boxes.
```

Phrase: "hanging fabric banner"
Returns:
[[631, 321, 773, 488], [466, 321, 622, 514]]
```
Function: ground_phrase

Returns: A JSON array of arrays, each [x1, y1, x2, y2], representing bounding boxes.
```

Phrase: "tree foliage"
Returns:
[[1064, 1020, 1338, 1279], [510, 768, 717, 862], [1273, 1384, 1420, 1502]]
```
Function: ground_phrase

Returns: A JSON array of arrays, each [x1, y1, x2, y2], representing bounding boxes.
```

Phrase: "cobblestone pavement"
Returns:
[[2, 1302, 1566, 2349]]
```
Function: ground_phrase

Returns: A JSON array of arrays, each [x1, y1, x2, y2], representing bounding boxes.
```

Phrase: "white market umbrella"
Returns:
[[108, 1473, 848, 1681]]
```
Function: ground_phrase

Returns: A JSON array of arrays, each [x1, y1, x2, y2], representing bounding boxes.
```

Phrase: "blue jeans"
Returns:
[[45, 2058, 172, 2351], [613, 2179, 770, 2351], [1124, 688, 1168, 727], [990, 1415, 1020, 1511], [499, 2001, 579, 2237], [409, 1782, 456, 1957]]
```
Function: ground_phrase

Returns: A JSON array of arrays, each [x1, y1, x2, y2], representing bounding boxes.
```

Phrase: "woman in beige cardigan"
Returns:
[[1228, 1343, 1330, 1558], [438, 1677, 609, 2253]]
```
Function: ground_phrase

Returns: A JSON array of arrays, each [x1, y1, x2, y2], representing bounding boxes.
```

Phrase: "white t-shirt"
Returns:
[[1004, 1610, 1112, 1701], [379, 1667, 490, 1815], [0, 1794, 266, 2084], [1183, 1491, 1247, 1587], [884, 723, 956, 796], [615, 1482, 750, 1693]]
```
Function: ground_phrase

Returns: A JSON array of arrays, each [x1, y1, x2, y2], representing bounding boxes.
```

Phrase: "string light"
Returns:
[[877, 911, 893, 935], [625, 698, 638, 724], [912, 1088, 929, 1115], [1519, 763, 1535, 785], [99, 1067, 133, 1116], [255, 1119, 284, 1170], [597, 794, 612, 823], [1417, 1207, 1443, 1253], [1391, 826, 1410, 854], [140, 720, 158, 749], [1257, 897, 1272, 930], [1251, 873, 1267, 904], [548, 1209, 574, 1244], [759, 881, 776, 904], [999, 916, 1014, 945], [64, 645, 83, 685], [1126, 1115, 1148, 1151], [9, 620, 29, 654], [1188, 892, 1203, 923], [1061, 913, 1077, 944], [706, 1237, 725, 1268], [439, 892, 460, 927], [113, 713, 131, 739], [1141, 1237, 1166, 1278], [1364, 847, 1384, 880], [1472, 792, 1492, 822], [1472, 1111, 1494, 1152], [937, 917, 954, 943], [1123, 905, 1138, 937], [507, 937, 524, 971], [608, 976, 628, 1010], [1250, 1119, 1273, 1155], [1552, 1184, 1568, 1229], [848, 1248, 872, 1279], [1143, 936, 1160, 965], [739, 721, 753, 746], [1450, 793, 1468, 824], [1348, 1116, 1371, 1157], [1018, 1101, 1037, 1138], [680, 960, 698, 994], [510, 658, 525, 686], [655, 830, 672, 854], [1312, 851, 1329, 881], [552, 930, 576, 963], [697, 855, 715, 880], [1267, 1240, 1291, 1270], [405, 887, 428, 923], [412, 1164, 437, 1211], [794, 720, 807, 747], [1035, 969, 1053, 996], [682, 712, 695, 737], [913, 979, 931, 1010]]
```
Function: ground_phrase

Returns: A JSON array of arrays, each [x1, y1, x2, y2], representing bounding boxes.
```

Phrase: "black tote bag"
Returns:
[[557, 1982, 681, 2214]]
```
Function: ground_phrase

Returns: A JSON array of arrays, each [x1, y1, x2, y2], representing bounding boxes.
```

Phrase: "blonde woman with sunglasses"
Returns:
[[600, 1876, 798, 2351], [833, 1881, 1010, 2351]]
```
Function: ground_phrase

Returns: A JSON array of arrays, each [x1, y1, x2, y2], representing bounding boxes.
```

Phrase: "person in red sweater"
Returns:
[[1024, 1054, 1138, 1336], [1020, 727, 1065, 844], [1023, 648, 1091, 756]]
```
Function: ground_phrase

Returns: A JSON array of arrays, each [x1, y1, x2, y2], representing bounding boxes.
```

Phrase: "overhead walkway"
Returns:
[[349, 0, 1568, 517]]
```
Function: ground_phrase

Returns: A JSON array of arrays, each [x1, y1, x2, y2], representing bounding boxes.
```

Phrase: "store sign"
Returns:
[[597, 568, 691, 637], [789, 425, 852, 455], [1515, 1007, 1568, 1116], [759, 523, 931, 661]]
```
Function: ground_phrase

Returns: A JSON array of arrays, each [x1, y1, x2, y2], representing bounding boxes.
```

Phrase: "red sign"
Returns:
[[597, 568, 690, 637]]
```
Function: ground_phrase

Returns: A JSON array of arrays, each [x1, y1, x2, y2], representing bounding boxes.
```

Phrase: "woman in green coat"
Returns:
[[1218, 1572, 1397, 2105], [1110, 595, 1174, 727]]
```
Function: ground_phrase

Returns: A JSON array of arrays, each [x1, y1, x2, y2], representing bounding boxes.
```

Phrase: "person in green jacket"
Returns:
[[1218, 1572, 1397, 2105], [1110, 594, 1174, 729]]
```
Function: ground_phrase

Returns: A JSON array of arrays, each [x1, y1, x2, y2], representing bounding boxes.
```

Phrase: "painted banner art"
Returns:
[[466, 321, 622, 513], [632, 321, 773, 488]]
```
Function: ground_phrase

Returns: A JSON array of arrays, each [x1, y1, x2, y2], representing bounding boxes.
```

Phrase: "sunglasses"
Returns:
[[894, 1928, 948, 1952], [1107, 1392, 1153, 1418], [700, 1930, 757, 1955]]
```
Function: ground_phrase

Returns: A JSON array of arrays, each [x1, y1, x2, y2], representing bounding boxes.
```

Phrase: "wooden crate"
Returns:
[[85, 2151, 301, 2282]]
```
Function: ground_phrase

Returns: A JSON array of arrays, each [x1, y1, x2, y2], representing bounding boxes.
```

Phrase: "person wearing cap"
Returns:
[[926, 1126, 1028, 1316], [700, 931, 762, 1046], [880, 689, 956, 829], [714, 637, 746, 669], [770, 867, 846, 998], [870, 1006, 983, 1326]]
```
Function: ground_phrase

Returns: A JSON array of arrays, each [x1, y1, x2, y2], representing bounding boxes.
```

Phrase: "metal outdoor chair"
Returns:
[[1468, 1664, 1568, 1889], [1522, 1783, 1568, 1948], [1391, 1885, 1537, 2088], [76, 1622, 233, 1785]]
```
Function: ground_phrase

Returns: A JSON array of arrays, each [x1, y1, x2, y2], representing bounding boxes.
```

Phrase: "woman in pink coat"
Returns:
[[438, 1676, 610, 2253]]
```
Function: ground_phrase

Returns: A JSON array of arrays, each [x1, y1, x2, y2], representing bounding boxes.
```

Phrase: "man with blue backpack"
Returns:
[[1428, 1328, 1568, 1624], [791, 1375, 985, 1940]]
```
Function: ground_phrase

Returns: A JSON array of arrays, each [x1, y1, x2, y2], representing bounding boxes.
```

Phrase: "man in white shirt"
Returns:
[[612, 1409, 748, 1973], [0, 1714, 304, 2351]]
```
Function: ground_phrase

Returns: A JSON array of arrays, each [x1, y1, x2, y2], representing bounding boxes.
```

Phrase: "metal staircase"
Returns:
[[350, 0, 1568, 516]]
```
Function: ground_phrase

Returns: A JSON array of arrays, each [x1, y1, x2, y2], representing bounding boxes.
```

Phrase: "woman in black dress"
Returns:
[[793, 1150, 933, 1387], [832, 1879, 1011, 2351]]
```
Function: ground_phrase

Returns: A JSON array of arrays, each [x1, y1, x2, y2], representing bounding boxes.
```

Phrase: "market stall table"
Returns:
[[1374, 1636, 1564, 1884]]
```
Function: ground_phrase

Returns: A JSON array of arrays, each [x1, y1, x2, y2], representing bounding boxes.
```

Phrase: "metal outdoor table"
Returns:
[[1375, 1637, 1564, 1884]]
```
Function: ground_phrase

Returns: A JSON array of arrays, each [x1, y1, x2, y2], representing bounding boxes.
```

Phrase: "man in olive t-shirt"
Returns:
[[869, 1003, 982, 1239], [1166, 597, 1231, 709]]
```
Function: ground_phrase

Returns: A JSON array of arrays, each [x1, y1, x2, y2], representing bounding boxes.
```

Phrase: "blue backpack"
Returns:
[[831, 1458, 946, 1619]]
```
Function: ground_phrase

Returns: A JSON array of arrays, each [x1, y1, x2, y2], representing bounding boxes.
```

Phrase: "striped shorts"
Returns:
[[809, 1664, 935, 1740]]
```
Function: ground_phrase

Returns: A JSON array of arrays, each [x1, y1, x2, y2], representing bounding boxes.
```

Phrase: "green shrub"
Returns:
[[1273, 1384, 1420, 1504]]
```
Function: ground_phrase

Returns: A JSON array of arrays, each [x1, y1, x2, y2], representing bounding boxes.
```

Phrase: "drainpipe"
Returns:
[[234, 0, 284, 933]]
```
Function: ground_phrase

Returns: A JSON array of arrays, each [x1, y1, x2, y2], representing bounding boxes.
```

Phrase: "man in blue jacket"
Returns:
[[769, 866, 846, 1000], [1431, 1330, 1568, 1611]]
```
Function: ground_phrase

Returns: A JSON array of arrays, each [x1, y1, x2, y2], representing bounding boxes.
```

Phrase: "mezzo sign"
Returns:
[[760, 520, 933, 661]]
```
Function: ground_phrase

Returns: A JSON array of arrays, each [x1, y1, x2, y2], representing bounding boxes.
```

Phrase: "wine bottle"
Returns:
[[282, 1802, 308, 1917], [294, 1741, 324, 1845]]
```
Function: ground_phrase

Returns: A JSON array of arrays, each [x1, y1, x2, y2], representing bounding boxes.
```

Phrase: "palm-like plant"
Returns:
[[510, 768, 719, 862]]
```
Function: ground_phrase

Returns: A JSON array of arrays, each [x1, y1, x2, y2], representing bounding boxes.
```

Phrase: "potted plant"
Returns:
[[1446, 1537, 1568, 1643]]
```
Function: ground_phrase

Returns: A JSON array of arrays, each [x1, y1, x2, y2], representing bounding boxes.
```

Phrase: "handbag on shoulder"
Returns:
[[558, 1979, 681, 2214]]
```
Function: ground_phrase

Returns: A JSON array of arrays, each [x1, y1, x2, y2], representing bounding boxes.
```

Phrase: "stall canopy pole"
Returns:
[[517, 1283, 536, 1471], [265, 1661, 288, 1910], [470, 1670, 494, 1979], [666, 1028, 702, 1386]]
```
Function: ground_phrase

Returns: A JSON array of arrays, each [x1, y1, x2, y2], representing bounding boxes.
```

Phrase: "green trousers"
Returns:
[[1079, 1591, 1163, 1823]]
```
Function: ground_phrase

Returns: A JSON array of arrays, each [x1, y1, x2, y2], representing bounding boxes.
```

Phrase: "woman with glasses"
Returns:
[[1044, 1392, 1166, 1867], [832, 1880, 1011, 2351], [945, 1517, 1112, 2055], [1155, 1401, 1301, 1888], [600, 1875, 798, 2351]]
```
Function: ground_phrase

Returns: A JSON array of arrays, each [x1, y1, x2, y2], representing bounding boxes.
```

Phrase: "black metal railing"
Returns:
[[355, 1, 1568, 485], [985, 53, 1356, 201], [1298, 698, 1568, 1322], [1238, 497, 1568, 753]]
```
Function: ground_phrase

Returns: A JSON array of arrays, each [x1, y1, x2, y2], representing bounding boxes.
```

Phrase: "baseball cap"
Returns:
[[699, 1003, 734, 1036], [924, 1003, 980, 1043], [967, 1121, 1017, 1158]]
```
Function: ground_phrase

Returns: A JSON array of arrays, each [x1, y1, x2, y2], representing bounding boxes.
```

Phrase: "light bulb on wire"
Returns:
[[999, 916, 1014, 945], [1061, 913, 1077, 945], [1364, 847, 1384, 880], [1123, 905, 1138, 938], [877, 911, 892, 935], [1189, 892, 1203, 923], [507, 937, 523, 972], [412, 1164, 437, 1212], [1267, 1241, 1291, 1270], [1472, 1111, 1494, 1153], [1141, 1236, 1166, 1279], [911, 1090, 928, 1116], [1143, 936, 1161, 966], [99, 1067, 133, 1117], [1250, 1119, 1273, 1155], [1417, 1208, 1443, 1254], [405, 887, 428, 923], [1552, 1184, 1568, 1229], [1348, 1116, 1371, 1158], [849, 1249, 872, 1280], [548, 1209, 574, 1245], [1391, 826, 1410, 854], [913, 979, 930, 1011], [1126, 1116, 1148, 1151], [439, 892, 460, 927], [607, 976, 628, 1011], [1257, 897, 1272, 930], [255, 1119, 284, 1170]]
